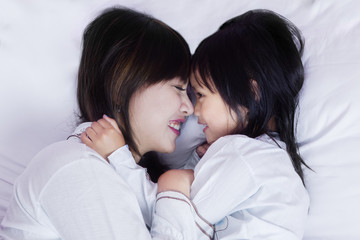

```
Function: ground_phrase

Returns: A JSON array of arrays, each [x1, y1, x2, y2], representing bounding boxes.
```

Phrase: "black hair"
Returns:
[[192, 9, 310, 184], [77, 7, 191, 156]]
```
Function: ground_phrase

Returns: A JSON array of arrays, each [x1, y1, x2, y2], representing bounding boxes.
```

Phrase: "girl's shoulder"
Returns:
[[211, 134, 286, 155], [199, 134, 292, 174]]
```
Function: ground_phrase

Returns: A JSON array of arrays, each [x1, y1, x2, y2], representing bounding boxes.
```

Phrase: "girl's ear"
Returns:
[[251, 79, 260, 101]]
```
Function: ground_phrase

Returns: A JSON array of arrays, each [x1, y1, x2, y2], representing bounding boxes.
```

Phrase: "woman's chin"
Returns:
[[162, 142, 176, 154]]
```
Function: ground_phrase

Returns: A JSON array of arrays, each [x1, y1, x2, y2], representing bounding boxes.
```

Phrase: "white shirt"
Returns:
[[191, 134, 309, 239], [0, 123, 213, 240], [109, 134, 309, 239]]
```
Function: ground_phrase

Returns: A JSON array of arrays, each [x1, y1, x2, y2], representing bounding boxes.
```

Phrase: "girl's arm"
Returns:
[[81, 115, 156, 225], [80, 115, 125, 160], [157, 169, 194, 198]]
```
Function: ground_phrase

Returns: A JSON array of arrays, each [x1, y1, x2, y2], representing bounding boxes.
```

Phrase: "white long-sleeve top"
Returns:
[[108, 134, 309, 239], [0, 123, 213, 239]]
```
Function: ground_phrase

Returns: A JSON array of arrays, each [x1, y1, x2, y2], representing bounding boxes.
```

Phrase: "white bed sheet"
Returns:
[[1, 0, 359, 239]]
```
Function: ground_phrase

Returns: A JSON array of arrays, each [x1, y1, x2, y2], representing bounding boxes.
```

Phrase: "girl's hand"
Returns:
[[196, 142, 211, 158], [81, 115, 125, 160], [157, 169, 194, 198]]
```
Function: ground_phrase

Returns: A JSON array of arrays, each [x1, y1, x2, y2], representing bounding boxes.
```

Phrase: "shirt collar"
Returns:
[[67, 122, 92, 140]]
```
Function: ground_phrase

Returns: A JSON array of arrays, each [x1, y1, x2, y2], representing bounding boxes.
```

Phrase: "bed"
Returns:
[[1, 0, 359, 239]]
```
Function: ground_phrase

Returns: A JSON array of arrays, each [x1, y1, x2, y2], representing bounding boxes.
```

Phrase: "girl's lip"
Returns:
[[197, 121, 208, 133], [202, 125, 208, 133]]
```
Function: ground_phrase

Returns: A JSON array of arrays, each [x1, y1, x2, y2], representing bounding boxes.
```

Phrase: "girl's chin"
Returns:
[[205, 134, 221, 145]]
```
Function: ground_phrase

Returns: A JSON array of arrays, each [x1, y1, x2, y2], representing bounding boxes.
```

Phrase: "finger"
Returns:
[[84, 127, 97, 142], [196, 145, 207, 157], [198, 145, 207, 153], [103, 114, 121, 133], [97, 118, 113, 129], [203, 143, 211, 150], [91, 121, 105, 133], [80, 132, 93, 146]]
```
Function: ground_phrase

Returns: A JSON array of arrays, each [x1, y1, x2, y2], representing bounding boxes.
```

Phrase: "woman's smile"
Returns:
[[168, 119, 186, 135]]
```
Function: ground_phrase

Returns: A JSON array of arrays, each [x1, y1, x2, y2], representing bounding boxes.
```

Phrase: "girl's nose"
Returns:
[[193, 101, 200, 117]]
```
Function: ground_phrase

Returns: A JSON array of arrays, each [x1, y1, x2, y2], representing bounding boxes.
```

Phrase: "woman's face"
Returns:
[[190, 73, 240, 144], [129, 77, 194, 155]]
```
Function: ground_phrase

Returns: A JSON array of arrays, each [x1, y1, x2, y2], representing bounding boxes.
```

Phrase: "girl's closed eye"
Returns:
[[196, 92, 204, 98]]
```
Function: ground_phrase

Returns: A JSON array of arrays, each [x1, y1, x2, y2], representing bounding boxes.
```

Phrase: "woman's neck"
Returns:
[[130, 148, 141, 163], [267, 116, 277, 132]]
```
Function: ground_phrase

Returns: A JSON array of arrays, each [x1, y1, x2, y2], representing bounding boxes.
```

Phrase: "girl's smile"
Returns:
[[190, 73, 238, 144]]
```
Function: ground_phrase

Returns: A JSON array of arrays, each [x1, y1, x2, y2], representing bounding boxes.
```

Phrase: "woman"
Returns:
[[0, 7, 208, 239]]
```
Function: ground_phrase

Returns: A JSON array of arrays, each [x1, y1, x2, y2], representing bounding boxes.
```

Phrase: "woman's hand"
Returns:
[[157, 169, 194, 198], [81, 115, 125, 160]]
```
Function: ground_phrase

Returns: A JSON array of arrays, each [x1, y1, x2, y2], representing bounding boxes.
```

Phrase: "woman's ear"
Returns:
[[251, 79, 260, 101]]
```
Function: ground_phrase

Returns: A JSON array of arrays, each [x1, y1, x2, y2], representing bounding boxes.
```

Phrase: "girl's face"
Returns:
[[190, 73, 239, 144], [129, 77, 194, 156]]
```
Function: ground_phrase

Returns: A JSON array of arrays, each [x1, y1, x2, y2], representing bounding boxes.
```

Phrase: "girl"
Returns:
[[82, 9, 310, 239], [0, 7, 210, 239]]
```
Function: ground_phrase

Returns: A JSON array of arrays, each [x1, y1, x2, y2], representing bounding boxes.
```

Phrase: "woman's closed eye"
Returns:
[[174, 86, 186, 91]]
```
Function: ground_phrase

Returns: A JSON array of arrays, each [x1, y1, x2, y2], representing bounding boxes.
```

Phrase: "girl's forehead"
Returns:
[[190, 71, 204, 86]]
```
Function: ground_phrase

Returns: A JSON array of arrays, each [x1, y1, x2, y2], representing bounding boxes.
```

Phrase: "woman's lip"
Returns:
[[171, 118, 186, 123], [168, 126, 180, 135]]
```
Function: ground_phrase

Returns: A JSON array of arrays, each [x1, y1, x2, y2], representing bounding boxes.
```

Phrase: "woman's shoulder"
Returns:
[[31, 139, 106, 171], [14, 140, 110, 199]]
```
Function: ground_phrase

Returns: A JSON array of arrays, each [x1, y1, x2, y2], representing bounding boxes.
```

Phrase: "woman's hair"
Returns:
[[77, 7, 191, 155], [192, 9, 309, 184]]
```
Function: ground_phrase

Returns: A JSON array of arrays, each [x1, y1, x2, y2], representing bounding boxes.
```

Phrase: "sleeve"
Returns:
[[151, 191, 214, 240], [108, 147, 215, 239], [183, 149, 201, 170], [40, 157, 153, 240], [108, 146, 157, 227], [190, 138, 258, 224]]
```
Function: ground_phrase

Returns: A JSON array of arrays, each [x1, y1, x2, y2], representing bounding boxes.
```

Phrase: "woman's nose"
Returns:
[[181, 94, 194, 116]]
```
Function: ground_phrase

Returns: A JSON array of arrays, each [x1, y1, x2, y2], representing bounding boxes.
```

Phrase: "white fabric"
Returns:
[[191, 135, 309, 239], [1, 1, 360, 239], [111, 134, 309, 239], [108, 147, 214, 239], [0, 123, 210, 240]]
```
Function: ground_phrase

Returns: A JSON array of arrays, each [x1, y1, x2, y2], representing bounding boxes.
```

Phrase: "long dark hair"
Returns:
[[192, 9, 309, 184], [77, 7, 191, 155]]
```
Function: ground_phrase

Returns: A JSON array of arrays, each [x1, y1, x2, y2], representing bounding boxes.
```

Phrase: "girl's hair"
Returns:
[[77, 7, 191, 155], [192, 9, 309, 184]]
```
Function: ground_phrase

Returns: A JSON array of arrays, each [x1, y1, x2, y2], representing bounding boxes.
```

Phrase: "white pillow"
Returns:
[[297, 1, 360, 238], [1, 1, 360, 239]]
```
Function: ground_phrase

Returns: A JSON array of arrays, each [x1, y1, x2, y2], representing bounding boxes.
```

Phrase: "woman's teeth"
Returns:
[[168, 121, 180, 130]]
